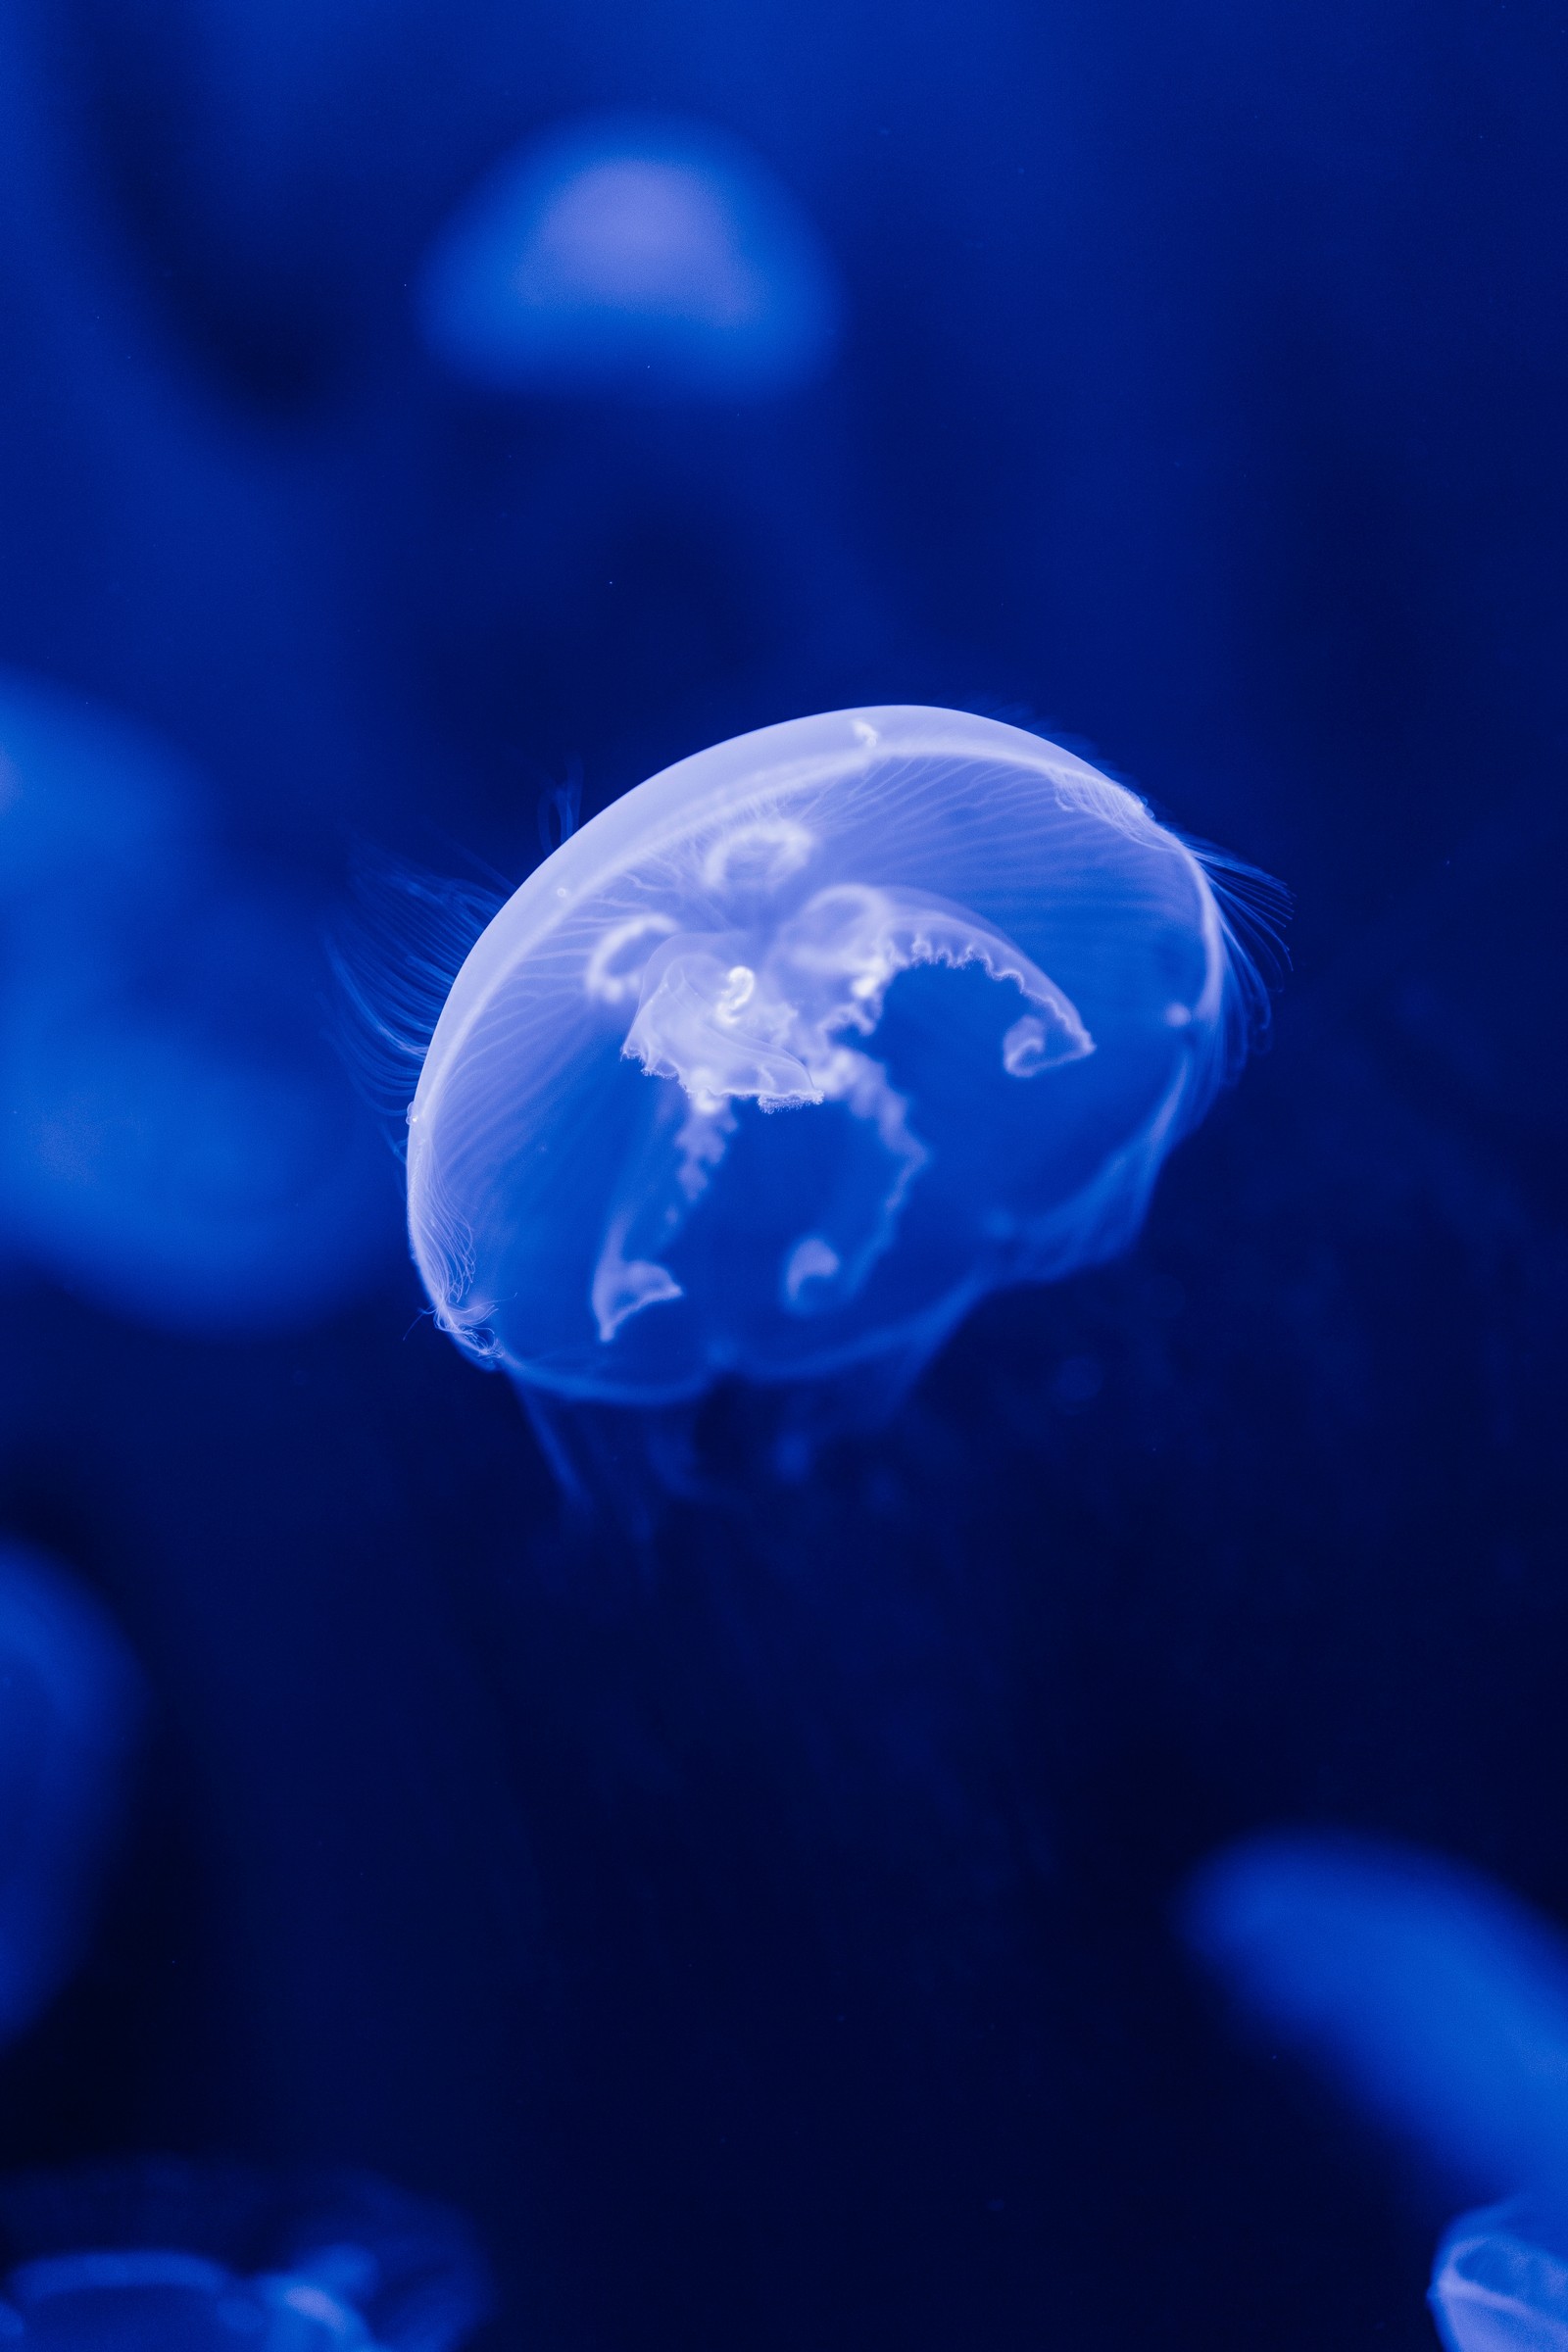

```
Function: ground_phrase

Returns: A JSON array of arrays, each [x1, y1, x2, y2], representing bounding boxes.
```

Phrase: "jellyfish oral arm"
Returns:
[[594, 879, 1084, 1346], [772, 884, 1095, 1071], [589, 1088, 737, 1345]]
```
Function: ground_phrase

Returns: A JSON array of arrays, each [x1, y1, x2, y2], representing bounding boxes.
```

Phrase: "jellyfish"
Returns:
[[417, 112, 843, 398], [1431, 2196, 1568, 2352], [400, 706, 1275, 1489], [1181, 1831, 1568, 2192], [0, 1542, 143, 2047], [0, 2159, 490, 2350], [0, 672, 395, 1331], [1182, 1835, 1568, 2352]]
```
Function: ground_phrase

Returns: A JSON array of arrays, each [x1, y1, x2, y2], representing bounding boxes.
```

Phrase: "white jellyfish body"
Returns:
[[0, 1543, 143, 2047], [408, 707, 1270, 1414], [417, 113, 842, 397]]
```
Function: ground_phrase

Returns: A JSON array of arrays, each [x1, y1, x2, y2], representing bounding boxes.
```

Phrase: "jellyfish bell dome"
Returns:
[[409, 707, 1274, 1429], [0, 2161, 490, 2352], [417, 112, 843, 398], [0, 2248, 372, 2350]]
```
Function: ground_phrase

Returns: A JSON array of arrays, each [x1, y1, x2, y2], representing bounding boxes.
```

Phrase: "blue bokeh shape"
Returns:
[[0, 673, 394, 1332], [1183, 1830, 1568, 2194], [418, 112, 843, 397], [0, 1542, 142, 2048], [0, 2160, 490, 2351]]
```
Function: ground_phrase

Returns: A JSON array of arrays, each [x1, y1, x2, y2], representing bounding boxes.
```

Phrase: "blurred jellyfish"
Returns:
[[0, 2159, 490, 2350], [0, 676, 200, 928], [1431, 2197, 1568, 2352], [0, 672, 395, 1331], [0, 1542, 143, 2046], [1181, 1831, 1568, 2193], [418, 112, 843, 397], [1185, 1835, 1568, 2351], [398, 707, 1277, 1492]]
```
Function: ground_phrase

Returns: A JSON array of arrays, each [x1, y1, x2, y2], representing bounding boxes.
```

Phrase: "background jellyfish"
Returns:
[[405, 704, 1276, 1472], [0, 674, 395, 1332], [0, 2159, 490, 2350], [0, 1542, 143, 2049], [1181, 1831, 1568, 2192], [1183, 1834, 1568, 2352], [0, 675, 200, 926], [417, 112, 843, 397]]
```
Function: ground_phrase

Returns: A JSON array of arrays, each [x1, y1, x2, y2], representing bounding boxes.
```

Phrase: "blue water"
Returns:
[[0, 0, 1564, 2342]]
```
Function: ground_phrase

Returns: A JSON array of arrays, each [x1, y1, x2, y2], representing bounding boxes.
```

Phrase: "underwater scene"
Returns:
[[0, 0, 1565, 2344]]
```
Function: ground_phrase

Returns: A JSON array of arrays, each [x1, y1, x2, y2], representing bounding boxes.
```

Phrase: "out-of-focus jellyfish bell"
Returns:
[[1181, 1831, 1568, 2191], [0, 1542, 142, 2047], [0, 673, 395, 1332], [406, 707, 1275, 1487], [1431, 2197, 1568, 2352], [0, 2160, 490, 2350], [0, 677, 198, 924], [417, 112, 843, 397]]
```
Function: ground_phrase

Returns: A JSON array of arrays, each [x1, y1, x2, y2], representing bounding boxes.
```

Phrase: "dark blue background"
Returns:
[[1, 0, 1565, 2342]]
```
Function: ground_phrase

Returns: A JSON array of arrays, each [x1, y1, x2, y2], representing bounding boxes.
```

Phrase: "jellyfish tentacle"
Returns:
[[590, 1081, 740, 1345], [780, 1044, 929, 1315], [772, 881, 1095, 1070], [622, 935, 818, 1109]]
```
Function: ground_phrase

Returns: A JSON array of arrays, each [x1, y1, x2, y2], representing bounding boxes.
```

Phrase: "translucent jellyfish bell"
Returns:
[[0, 2160, 490, 2351], [1432, 2198, 1568, 2352], [418, 113, 843, 397], [408, 707, 1275, 1458], [0, 1543, 143, 2046]]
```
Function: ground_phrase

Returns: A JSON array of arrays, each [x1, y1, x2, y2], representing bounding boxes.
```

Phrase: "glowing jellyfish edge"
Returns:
[[407, 706, 1272, 1406]]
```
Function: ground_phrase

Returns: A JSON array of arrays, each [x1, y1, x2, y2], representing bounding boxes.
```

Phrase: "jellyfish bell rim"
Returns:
[[434, 1247, 990, 1410], [440, 1067, 1183, 1411]]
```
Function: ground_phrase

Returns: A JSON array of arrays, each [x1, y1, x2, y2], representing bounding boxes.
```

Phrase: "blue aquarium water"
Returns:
[[0, 677, 394, 1332], [0, 2162, 488, 2352], [1183, 1832, 1568, 2192], [1431, 2198, 1568, 2352], [0, 1544, 142, 2046], [418, 112, 843, 397], [408, 706, 1275, 1418]]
